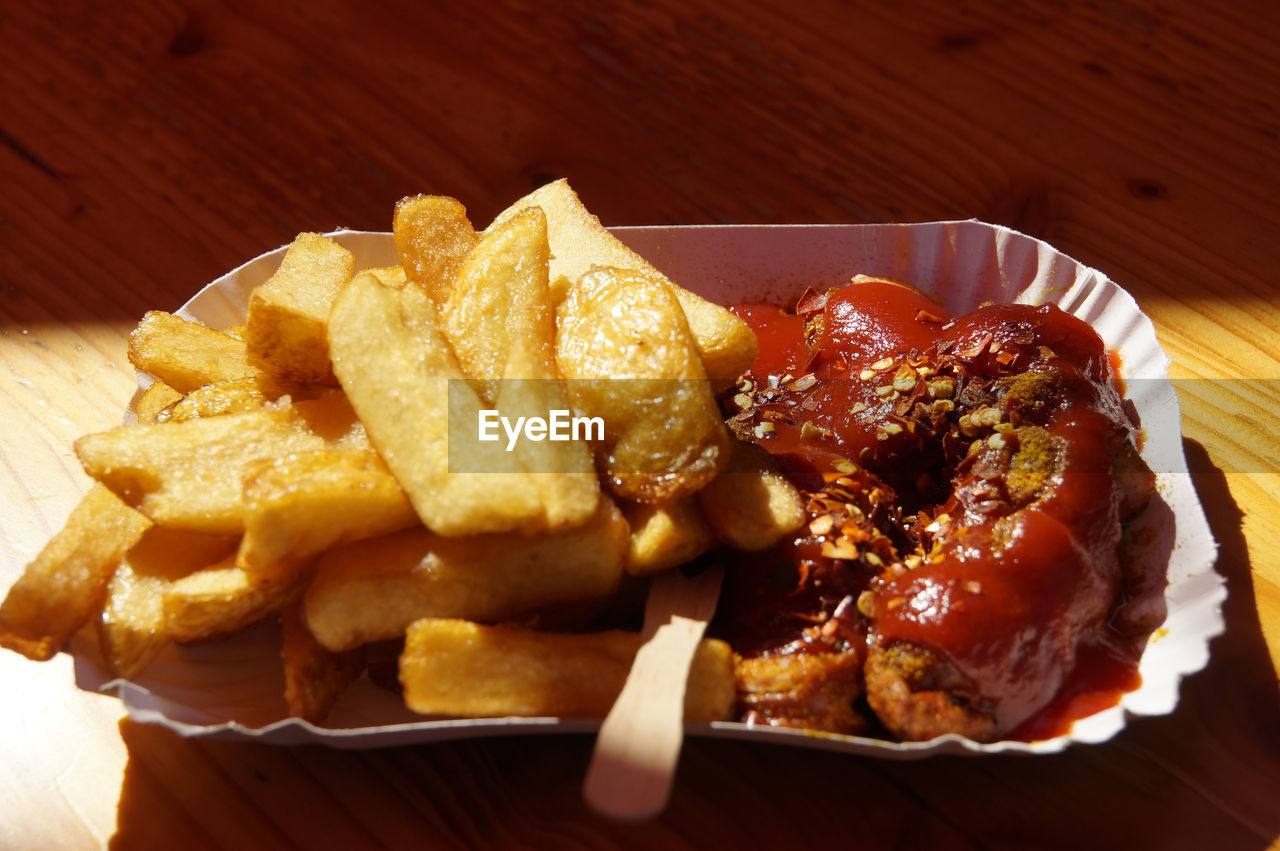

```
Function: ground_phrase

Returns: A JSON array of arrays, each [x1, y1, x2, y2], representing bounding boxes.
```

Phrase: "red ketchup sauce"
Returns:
[[724, 279, 1156, 740]]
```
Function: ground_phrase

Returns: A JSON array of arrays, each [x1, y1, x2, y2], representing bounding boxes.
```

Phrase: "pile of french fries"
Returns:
[[0, 180, 807, 725]]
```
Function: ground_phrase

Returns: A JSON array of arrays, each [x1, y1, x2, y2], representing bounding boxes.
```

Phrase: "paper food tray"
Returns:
[[65, 220, 1221, 758]]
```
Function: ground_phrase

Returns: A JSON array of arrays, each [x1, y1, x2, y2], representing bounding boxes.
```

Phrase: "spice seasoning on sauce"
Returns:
[[715, 276, 1162, 742]]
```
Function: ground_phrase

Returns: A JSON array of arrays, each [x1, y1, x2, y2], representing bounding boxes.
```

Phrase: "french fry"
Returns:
[[237, 449, 419, 580], [360, 265, 407, 284], [557, 266, 729, 504], [442, 206, 558, 400], [327, 271, 545, 536], [443, 206, 599, 527], [165, 374, 335, 424], [621, 496, 717, 576], [696, 439, 806, 551], [133, 381, 183, 424], [400, 618, 735, 722], [164, 557, 303, 643], [491, 367, 601, 530], [491, 178, 757, 384], [75, 394, 369, 535], [303, 497, 629, 652], [0, 484, 152, 661], [244, 232, 354, 385], [393, 194, 478, 304], [98, 527, 239, 679], [281, 603, 365, 724], [128, 311, 260, 393]]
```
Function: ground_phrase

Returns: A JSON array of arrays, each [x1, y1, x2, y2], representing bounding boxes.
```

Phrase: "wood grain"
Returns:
[[1, 0, 1278, 848]]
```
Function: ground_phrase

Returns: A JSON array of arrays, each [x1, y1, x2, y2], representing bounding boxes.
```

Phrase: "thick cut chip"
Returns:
[[164, 557, 303, 643], [160, 374, 323, 423], [400, 619, 735, 722], [281, 603, 365, 724], [133, 381, 183, 424], [442, 206, 558, 399], [244, 232, 353, 385], [622, 496, 717, 576], [491, 366, 600, 529], [393, 195, 478, 304], [696, 440, 806, 551], [491, 178, 757, 384], [328, 271, 547, 536], [237, 449, 419, 580], [0, 484, 152, 661], [304, 498, 629, 651], [164, 376, 272, 422], [442, 206, 599, 527], [98, 527, 239, 679], [76, 394, 369, 535], [128, 311, 260, 393], [360, 265, 407, 288], [557, 266, 729, 504]]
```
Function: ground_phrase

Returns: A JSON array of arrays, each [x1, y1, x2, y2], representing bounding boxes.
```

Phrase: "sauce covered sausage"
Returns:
[[716, 276, 1160, 741]]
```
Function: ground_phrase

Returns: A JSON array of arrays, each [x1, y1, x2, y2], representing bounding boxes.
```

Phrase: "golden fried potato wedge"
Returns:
[[76, 394, 369, 535], [400, 619, 735, 722], [441, 206, 599, 527], [491, 178, 757, 384], [244, 232, 354, 385], [304, 497, 629, 651], [163, 375, 333, 423], [621, 496, 717, 576], [161, 375, 278, 422], [128, 311, 260, 393], [696, 440, 806, 551], [164, 557, 303, 643], [442, 206, 558, 400], [237, 449, 419, 580], [360, 265, 407, 287], [393, 194, 478, 304], [328, 271, 546, 536], [0, 484, 152, 661], [133, 381, 183, 424], [281, 603, 365, 724], [557, 266, 729, 504], [98, 527, 239, 679]]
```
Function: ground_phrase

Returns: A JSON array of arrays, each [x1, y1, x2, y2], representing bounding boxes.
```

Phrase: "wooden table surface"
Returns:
[[2, 1, 1278, 848]]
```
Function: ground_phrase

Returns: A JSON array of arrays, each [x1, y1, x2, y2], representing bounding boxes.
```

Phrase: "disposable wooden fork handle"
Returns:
[[583, 565, 724, 821]]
